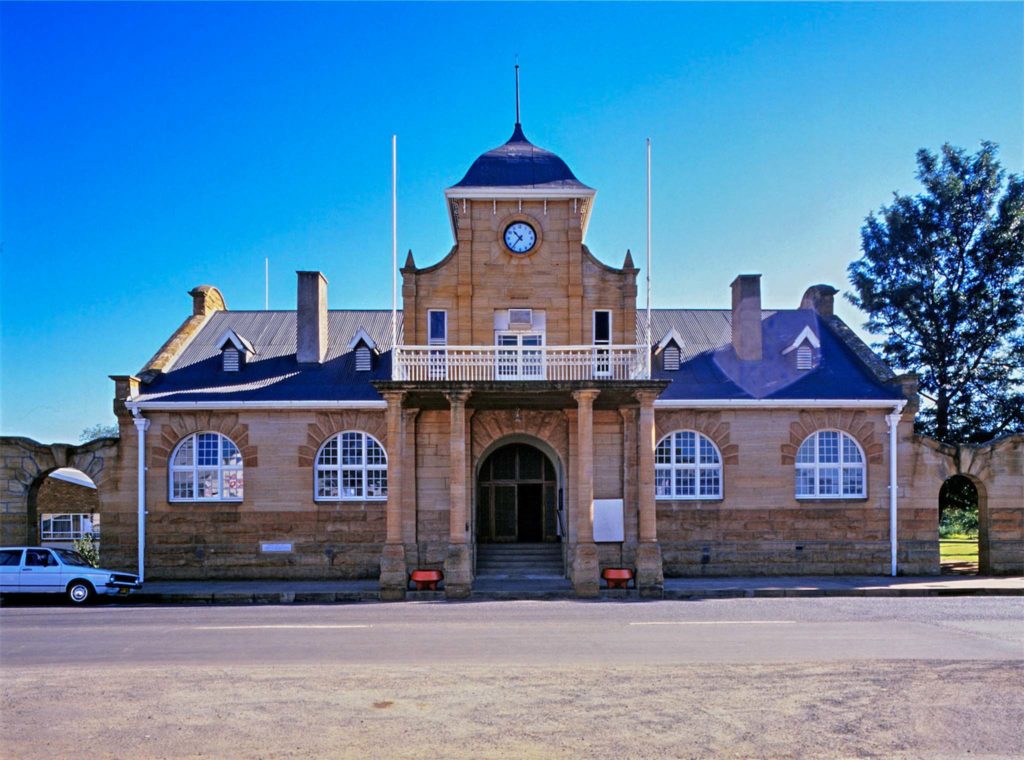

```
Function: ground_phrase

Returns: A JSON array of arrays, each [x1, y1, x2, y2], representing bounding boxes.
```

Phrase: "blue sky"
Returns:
[[2, 2, 1021, 443]]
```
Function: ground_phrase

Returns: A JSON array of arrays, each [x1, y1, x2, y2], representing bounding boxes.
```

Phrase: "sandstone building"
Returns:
[[3, 118, 1021, 596]]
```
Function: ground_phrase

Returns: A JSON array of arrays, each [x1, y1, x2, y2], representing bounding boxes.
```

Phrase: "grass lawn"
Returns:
[[940, 534, 979, 566]]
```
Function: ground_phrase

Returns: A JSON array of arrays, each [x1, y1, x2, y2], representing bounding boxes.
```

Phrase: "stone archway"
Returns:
[[938, 473, 988, 575], [475, 438, 563, 544], [0, 436, 120, 546], [910, 434, 1023, 576]]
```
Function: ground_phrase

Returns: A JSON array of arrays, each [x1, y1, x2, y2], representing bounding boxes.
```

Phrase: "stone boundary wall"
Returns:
[[0, 436, 121, 546], [904, 434, 1023, 575]]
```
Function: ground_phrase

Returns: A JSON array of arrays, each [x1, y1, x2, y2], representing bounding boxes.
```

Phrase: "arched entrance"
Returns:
[[938, 473, 989, 575], [476, 442, 560, 544]]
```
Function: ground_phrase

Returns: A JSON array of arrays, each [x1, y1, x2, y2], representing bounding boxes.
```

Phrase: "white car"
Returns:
[[0, 546, 141, 604]]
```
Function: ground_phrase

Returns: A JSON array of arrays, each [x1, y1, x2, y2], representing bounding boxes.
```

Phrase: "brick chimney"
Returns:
[[297, 271, 328, 364], [799, 284, 839, 317], [731, 274, 763, 361]]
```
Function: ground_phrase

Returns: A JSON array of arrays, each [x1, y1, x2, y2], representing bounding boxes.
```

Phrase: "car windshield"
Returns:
[[54, 549, 93, 567]]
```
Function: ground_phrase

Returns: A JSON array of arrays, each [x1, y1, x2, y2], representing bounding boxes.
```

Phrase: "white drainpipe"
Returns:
[[886, 404, 906, 577], [132, 411, 150, 582]]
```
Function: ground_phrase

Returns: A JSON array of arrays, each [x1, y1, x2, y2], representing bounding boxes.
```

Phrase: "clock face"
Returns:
[[503, 221, 537, 254]]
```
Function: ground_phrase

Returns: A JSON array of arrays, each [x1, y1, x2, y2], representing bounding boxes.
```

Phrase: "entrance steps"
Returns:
[[476, 542, 565, 579]]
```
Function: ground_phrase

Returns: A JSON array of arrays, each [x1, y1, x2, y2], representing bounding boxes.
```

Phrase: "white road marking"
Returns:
[[629, 621, 797, 626], [194, 624, 372, 630]]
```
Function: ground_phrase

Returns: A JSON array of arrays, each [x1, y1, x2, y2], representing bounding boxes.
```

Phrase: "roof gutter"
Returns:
[[126, 400, 387, 412], [654, 399, 907, 409]]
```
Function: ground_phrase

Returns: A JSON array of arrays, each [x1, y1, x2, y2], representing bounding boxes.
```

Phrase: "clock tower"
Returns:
[[400, 119, 637, 353]]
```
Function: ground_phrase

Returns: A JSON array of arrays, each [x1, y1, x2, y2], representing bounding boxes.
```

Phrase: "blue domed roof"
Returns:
[[451, 123, 592, 190]]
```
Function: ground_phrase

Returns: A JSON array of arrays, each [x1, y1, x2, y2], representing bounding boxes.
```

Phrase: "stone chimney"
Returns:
[[800, 284, 839, 317], [189, 285, 227, 316], [297, 271, 328, 364], [731, 274, 763, 361]]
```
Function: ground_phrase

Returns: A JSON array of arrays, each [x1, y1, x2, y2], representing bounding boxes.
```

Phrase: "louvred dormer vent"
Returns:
[[796, 346, 813, 370], [223, 348, 240, 372], [355, 346, 372, 371], [347, 327, 378, 373], [217, 329, 255, 373], [654, 327, 684, 372], [782, 326, 821, 372], [663, 345, 680, 372]]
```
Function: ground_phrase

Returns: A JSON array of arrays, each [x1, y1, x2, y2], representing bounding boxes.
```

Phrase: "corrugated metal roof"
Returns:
[[647, 309, 777, 362], [169, 311, 403, 372], [134, 307, 901, 404]]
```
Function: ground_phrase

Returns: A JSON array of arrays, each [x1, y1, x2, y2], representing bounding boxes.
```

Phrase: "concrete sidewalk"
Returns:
[[122, 574, 1024, 604]]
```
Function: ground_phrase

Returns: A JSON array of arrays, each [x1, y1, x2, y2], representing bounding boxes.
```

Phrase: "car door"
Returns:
[[20, 548, 63, 592], [0, 549, 24, 591]]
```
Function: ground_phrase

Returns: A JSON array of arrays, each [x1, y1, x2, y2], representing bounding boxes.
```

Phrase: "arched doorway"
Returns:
[[28, 468, 101, 550], [938, 474, 988, 575], [476, 442, 560, 544]]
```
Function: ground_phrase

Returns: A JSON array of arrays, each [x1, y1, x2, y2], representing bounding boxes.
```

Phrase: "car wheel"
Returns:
[[67, 580, 94, 605]]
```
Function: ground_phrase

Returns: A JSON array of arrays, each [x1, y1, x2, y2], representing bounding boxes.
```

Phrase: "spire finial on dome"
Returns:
[[514, 56, 521, 126]]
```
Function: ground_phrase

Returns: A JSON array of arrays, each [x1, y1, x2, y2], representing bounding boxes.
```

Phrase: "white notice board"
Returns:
[[592, 499, 624, 542]]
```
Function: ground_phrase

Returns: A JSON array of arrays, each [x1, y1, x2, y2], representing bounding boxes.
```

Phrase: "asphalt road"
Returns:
[[3, 598, 1023, 758]]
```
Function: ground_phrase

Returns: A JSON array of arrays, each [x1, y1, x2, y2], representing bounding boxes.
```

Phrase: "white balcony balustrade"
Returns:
[[392, 345, 651, 382]]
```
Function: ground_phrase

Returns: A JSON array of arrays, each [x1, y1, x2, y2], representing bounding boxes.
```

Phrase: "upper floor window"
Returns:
[[315, 431, 388, 501], [655, 431, 723, 499], [428, 310, 447, 345], [795, 430, 865, 498], [170, 432, 244, 502]]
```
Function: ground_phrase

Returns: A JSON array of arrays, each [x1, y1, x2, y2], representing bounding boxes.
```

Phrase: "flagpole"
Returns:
[[392, 134, 398, 353], [264, 257, 269, 310], [646, 137, 652, 375]]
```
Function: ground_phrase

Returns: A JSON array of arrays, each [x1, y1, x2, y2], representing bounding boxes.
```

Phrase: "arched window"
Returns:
[[170, 432, 244, 502], [795, 430, 865, 498], [315, 431, 387, 501], [655, 431, 723, 499]]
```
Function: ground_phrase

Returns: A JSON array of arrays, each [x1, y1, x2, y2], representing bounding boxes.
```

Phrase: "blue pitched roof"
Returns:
[[134, 311, 398, 404], [451, 123, 593, 190], [132, 308, 902, 404]]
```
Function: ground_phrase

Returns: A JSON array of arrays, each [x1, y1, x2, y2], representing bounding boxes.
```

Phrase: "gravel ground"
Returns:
[[3, 598, 1022, 758], [3, 660, 1023, 759]]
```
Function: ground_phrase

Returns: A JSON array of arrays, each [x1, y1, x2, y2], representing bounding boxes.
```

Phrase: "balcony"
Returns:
[[391, 345, 651, 382]]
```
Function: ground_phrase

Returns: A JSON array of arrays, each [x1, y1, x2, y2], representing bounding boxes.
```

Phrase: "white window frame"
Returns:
[[39, 513, 98, 541], [314, 431, 388, 502], [169, 432, 244, 503], [495, 331, 545, 380], [655, 430, 723, 500], [428, 310, 448, 380], [427, 310, 448, 345], [795, 429, 866, 499], [592, 310, 612, 378]]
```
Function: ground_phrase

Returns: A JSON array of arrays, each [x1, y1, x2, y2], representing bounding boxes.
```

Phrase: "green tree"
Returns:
[[79, 423, 119, 443], [848, 142, 1024, 443]]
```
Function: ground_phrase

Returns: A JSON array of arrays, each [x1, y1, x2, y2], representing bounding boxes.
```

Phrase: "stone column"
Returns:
[[444, 390, 473, 598], [572, 389, 600, 597], [619, 407, 638, 567], [635, 390, 664, 597], [401, 408, 420, 563], [379, 391, 407, 601]]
